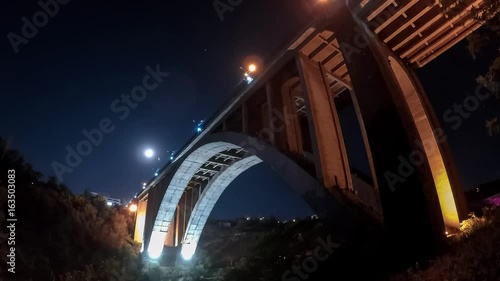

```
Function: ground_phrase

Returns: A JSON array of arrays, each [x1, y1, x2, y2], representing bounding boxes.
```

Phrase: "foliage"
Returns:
[[140, 253, 223, 281], [389, 207, 500, 281], [223, 220, 344, 281], [440, 0, 500, 134], [0, 138, 142, 281]]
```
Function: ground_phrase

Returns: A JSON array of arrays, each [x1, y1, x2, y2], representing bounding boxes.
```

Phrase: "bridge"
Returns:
[[133, 0, 486, 263]]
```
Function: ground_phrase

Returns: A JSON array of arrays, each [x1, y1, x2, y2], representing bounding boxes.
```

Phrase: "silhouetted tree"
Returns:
[[440, 0, 500, 134], [0, 138, 142, 281]]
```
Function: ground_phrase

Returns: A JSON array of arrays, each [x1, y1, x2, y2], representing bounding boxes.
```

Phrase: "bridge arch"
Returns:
[[146, 132, 359, 259], [180, 155, 262, 260]]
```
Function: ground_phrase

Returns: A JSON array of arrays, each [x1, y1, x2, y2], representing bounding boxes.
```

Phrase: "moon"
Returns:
[[144, 149, 154, 158]]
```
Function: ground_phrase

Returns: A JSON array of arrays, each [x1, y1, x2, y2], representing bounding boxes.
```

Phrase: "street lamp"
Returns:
[[193, 119, 204, 134], [242, 64, 257, 84], [129, 204, 138, 212]]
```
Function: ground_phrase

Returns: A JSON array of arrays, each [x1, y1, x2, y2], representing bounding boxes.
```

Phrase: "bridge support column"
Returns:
[[164, 207, 177, 247], [265, 82, 276, 145], [296, 53, 352, 190], [329, 1, 468, 257], [281, 80, 303, 154], [242, 102, 248, 134], [266, 79, 289, 151], [133, 197, 148, 245]]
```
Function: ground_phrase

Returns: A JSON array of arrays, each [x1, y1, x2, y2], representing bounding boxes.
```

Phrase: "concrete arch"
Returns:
[[180, 155, 262, 260], [200, 132, 356, 221], [147, 132, 360, 259], [147, 142, 241, 258], [387, 55, 463, 231]]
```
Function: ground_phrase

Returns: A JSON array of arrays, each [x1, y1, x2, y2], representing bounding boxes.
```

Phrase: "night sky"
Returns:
[[1, 0, 499, 220]]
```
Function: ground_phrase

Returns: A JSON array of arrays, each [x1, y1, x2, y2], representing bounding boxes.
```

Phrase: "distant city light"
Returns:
[[170, 156, 174, 160], [245, 76, 253, 84], [144, 149, 154, 158], [106, 202, 112, 206], [248, 64, 256, 73], [197, 127, 202, 133], [154, 172, 158, 176]]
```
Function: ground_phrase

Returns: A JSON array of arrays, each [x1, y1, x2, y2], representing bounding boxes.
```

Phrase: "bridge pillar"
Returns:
[[281, 79, 303, 154], [242, 102, 248, 134], [328, 1, 468, 257], [133, 197, 148, 244], [266, 78, 289, 151], [164, 207, 177, 247], [264, 82, 276, 145], [296, 53, 352, 190]]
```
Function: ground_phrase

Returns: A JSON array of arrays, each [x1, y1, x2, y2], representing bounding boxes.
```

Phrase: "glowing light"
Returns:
[[148, 231, 166, 259], [181, 243, 196, 261], [140, 243, 144, 253], [194, 120, 204, 133], [154, 172, 158, 176], [134, 208, 146, 244], [129, 204, 138, 212], [170, 156, 174, 160], [246, 76, 253, 84], [248, 64, 256, 73], [144, 149, 154, 158], [106, 201, 112, 206]]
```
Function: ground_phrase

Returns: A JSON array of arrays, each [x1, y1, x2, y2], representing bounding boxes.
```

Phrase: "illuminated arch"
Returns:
[[147, 142, 241, 258], [387, 56, 461, 231], [147, 133, 357, 259], [181, 155, 262, 260]]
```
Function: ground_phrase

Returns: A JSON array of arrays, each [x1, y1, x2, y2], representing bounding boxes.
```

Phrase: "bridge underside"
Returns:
[[134, 0, 486, 264]]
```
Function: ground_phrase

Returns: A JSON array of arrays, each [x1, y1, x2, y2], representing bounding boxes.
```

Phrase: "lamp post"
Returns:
[[241, 64, 257, 84]]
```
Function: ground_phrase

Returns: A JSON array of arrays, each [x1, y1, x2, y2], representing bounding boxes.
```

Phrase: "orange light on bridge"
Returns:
[[129, 204, 138, 212], [248, 64, 256, 73]]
